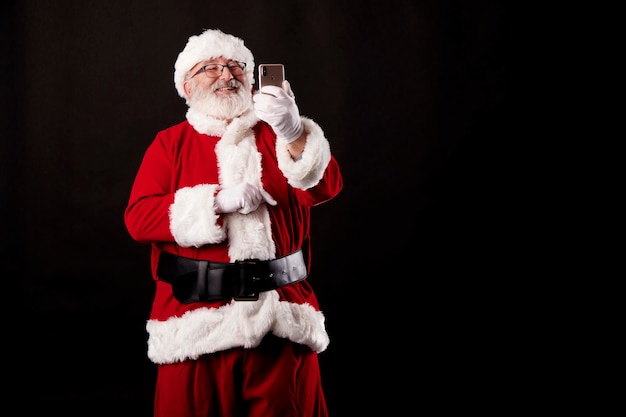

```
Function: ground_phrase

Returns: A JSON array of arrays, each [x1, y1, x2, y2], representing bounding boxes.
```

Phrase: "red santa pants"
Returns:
[[153, 334, 328, 417]]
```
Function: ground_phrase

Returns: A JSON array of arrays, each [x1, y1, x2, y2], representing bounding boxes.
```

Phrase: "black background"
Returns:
[[2, 1, 512, 415]]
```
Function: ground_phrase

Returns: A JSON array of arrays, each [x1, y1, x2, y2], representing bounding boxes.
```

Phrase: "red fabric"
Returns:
[[154, 335, 328, 417]]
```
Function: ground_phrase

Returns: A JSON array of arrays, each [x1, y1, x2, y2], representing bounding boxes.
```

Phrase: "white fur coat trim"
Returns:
[[146, 290, 330, 364], [215, 111, 275, 261]]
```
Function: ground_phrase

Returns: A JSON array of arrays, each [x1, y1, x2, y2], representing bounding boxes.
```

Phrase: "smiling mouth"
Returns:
[[216, 86, 237, 92]]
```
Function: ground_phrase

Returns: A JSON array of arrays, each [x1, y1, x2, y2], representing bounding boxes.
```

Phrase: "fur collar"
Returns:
[[186, 107, 258, 137]]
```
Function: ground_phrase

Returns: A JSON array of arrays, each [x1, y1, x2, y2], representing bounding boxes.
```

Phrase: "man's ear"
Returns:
[[184, 81, 193, 100]]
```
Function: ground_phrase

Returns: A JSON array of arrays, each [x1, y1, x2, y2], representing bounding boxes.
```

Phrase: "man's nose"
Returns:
[[219, 66, 234, 80]]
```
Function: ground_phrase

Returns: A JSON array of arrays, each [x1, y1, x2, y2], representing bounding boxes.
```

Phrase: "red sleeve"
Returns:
[[124, 132, 176, 244]]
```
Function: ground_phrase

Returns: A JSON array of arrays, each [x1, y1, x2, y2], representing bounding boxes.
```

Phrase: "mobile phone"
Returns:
[[258, 64, 285, 90]]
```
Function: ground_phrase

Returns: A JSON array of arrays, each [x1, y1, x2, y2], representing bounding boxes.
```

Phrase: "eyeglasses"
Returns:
[[190, 62, 247, 79]]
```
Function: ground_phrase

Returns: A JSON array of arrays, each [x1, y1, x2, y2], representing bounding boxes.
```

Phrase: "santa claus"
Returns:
[[124, 28, 342, 416]]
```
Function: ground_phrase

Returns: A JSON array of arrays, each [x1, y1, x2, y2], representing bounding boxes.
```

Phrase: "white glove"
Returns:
[[253, 80, 304, 143], [215, 183, 277, 214]]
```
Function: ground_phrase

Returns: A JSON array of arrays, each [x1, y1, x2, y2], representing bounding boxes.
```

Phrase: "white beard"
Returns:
[[188, 79, 253, 121]]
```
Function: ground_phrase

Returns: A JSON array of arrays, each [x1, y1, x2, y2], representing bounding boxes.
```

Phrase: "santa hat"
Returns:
[[173, 29, 255, 99]]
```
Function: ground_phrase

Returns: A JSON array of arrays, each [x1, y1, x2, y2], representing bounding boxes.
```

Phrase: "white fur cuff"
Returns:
[[276, 117, 332, 190], [169, 184, 226, 247]]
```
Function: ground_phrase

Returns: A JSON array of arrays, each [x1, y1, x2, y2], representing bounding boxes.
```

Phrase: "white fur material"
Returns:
[[276, 117, 332, 190], [146, 291, 330, 364], [186, 107, 230, 137], [174, 29, 255, 99], [169, 184, 226, 248], [214, 111, 276, 261]]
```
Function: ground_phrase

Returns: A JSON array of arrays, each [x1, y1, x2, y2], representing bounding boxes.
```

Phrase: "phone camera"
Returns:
[[262, 67, 267, 76]]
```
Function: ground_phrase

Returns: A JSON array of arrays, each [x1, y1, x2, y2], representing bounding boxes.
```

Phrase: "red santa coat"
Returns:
[[124, 108, 342, 365]]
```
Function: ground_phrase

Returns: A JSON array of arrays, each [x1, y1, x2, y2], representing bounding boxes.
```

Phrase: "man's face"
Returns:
[[183, 57, 253, 120]]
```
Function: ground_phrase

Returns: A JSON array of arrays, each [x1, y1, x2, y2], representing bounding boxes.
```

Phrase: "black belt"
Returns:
[[157, 249, 307, 304]]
